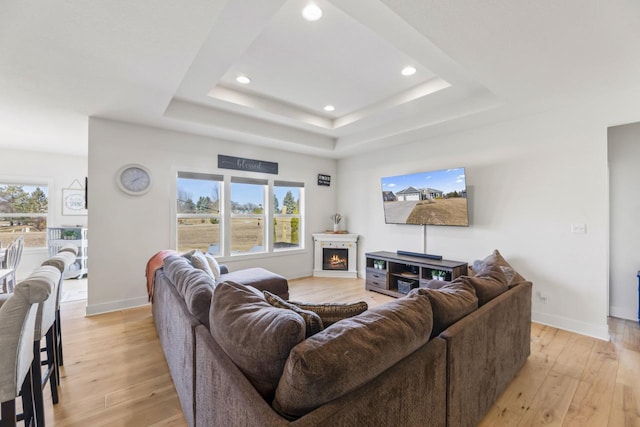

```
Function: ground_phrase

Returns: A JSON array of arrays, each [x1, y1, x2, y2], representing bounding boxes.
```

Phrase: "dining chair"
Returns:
[[0, 236, 24, 293], [28, 266, 62, 427], [41, 251, 76, 380], [0, 267, 53, 427]]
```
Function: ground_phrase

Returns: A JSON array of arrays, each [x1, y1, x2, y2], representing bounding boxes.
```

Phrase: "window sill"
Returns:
[[217, 247, 308, 264]]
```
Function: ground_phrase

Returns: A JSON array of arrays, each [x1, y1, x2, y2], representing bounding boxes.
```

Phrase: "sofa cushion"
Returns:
[[472, 249, 526, 288], [272, 292, 433, 419], [210, 281, 306, 402], [286, 300, 369, 327], [410, 280, 478, 337], [190, 250, 215, 279], [204, 252, 221, 280], [263, 291, 324, 338], [467, 261, 509, 305], [220, 267, 289, 298]]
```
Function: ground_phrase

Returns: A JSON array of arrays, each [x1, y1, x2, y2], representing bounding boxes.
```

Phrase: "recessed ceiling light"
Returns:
[[401, 66, 417, 76], [302, 4, 323, 21], [324, 105, 335, 112], [236, 75, 251, 84]]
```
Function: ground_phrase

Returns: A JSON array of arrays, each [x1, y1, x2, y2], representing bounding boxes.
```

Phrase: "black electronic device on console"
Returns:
[[396, 250, 443, 260]]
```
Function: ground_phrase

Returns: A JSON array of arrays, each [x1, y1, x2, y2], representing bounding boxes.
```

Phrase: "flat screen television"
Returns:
[[381, 167, 469, 226]]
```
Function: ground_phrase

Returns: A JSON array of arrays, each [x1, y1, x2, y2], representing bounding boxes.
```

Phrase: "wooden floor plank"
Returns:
[[45, 276, 640, 426]]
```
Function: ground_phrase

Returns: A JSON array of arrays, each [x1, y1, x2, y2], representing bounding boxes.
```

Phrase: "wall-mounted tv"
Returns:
[[381, 167, 469, 226]]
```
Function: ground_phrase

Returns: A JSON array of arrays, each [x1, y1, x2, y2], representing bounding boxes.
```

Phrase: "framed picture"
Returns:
[[62, 188, 88, 215]]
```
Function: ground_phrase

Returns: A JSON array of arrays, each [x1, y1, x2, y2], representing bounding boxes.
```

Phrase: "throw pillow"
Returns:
[[203, 252, 221, 280], [465, 262, 508, 306], [190, 250, 215, 279], [273, 292, 433, 419], [409, 279, 478, 337], [209, 281, 306, 402], [286, 300, 369, 327], [471, 249, 526, 288], [263, 291, 324, 338]]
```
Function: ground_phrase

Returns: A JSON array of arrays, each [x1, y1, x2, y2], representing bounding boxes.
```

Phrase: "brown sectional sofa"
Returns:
[[152, 252, 532, 427]]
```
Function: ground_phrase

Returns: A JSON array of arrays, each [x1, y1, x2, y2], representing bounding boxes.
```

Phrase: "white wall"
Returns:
[[338, 105, 615, 340], [1, 148, 87, 279], [87, 118, 337, 315], [608, 122, 640, 321]]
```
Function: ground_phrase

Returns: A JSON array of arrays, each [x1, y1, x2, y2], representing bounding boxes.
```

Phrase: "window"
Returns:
[[176, 172, 222, 255], [230, 177, 267, 255], [274, 181, 304, 251], [0, 184, 48, 248]]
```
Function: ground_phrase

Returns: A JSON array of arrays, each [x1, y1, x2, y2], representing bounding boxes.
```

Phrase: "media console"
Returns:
[[365, 251, 468, 298]]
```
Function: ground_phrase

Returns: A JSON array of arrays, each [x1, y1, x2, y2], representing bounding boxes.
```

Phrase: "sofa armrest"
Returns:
[[219, 264, 229, 275], [440, 281, 532, 427]]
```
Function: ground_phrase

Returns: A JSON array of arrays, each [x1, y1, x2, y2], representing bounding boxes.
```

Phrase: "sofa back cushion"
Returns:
[[163, 255, 215, 327], [467, 262, 509, 306], [410, 280, 478, 337], [210, 281, 306, 402], [272, 292, 433, 419], [472, 249, 527, 288]]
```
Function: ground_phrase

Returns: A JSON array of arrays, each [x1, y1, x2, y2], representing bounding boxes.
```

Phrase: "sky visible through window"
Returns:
[[381, 168, 466, 194], [177, 178, 299, 207]]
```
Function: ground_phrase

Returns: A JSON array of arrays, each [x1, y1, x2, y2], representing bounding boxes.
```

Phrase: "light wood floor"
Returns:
[[42, 277, 640, 426]]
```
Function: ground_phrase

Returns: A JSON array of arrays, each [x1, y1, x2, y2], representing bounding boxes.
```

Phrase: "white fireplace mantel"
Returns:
[[312, 233, 358, 278]]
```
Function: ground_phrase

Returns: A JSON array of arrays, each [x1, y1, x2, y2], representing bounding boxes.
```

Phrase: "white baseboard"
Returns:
[[532, 310, 609, 341], [86, 296, 149, 316], [609, 305, 638, 322]]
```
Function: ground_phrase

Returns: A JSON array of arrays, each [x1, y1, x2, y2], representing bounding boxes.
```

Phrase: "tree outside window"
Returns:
[[176, 173, 222, 255], [0, 184, 49, 248], [274, 181, 303, 251]]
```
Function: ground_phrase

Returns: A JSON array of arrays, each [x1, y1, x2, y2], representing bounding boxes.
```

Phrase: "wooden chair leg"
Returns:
[[1, 399, 17, 427], [56, 309, 64, 367], [20, 366, 36, 427], [45, 329, 58, 404], [31, 341, 45, 427]]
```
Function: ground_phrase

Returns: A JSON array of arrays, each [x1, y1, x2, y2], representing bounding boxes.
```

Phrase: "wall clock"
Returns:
[[116, 164, 152, 195]]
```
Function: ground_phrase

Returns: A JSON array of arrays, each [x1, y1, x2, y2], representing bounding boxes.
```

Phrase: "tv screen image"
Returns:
[[381, 167, 469, 226]]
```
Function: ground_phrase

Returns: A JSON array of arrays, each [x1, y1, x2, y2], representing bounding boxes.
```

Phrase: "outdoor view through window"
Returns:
[[0, 184, 49, 248], [176, 174, 303, 256]]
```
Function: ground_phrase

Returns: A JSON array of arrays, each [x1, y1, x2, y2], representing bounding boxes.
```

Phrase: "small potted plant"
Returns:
[[432, 270, 446, 281], [62, 230, 78, 240], [330, 213, 342, 232]]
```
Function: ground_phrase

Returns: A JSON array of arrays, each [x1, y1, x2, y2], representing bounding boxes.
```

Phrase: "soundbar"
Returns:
[[397, 250, 443, 260]]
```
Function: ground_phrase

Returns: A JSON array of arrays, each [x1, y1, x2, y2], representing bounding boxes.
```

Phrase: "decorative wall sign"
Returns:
[[62, 178, 87, 215], [317, 174, 331, 186], [218, 155, 279, 175], [62, 188, 87, 215]]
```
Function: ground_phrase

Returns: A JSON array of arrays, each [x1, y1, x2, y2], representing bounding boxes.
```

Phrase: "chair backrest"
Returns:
[[0, 270, 52, 402], [42, 252, 77, 309], [4, 236, 24, 270], [29, 266, 61, 340]]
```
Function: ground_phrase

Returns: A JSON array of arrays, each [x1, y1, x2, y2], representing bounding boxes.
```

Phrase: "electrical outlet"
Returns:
[[537, 291, 549, 304]]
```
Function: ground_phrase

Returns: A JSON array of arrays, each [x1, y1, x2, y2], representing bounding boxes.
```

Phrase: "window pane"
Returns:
[[230, 216, 264, 254], [177, 176, 221, 254], [231, 182, 264, 214], [274, 185, 302, 250], [0, 184, 48, 248], [177, 216, 220, 255], [177, 177, 220, 214], [231, 181, 265, 254], [273, 187, 300, 214]]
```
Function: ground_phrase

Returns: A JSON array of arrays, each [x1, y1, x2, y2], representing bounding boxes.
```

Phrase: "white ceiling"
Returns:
[[1, 0, 639, 158]]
